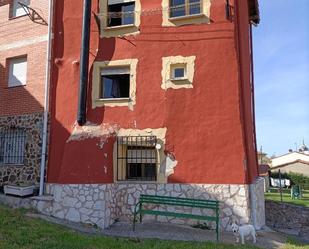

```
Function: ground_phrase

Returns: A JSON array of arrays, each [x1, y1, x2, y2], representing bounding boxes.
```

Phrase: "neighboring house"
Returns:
[[271, 146, 309, 177], [0, 1, 49, 187], [5, 0, 262, 231], [258, 164, 270, 192]]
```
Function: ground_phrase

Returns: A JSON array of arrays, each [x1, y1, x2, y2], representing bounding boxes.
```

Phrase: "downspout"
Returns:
[[39, 0, 54, 196], [77, 0, 92, 126], [235, 0, 257, 228]]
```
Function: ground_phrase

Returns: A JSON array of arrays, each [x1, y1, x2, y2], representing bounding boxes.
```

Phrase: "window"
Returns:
[[117, 136, 157, 181], [170, 0, 202, 18], [171, 65, 187, 80], [8, 56, 27, 87], [161, 55, 195, 90], [11, 0, 30, 18], [0, 129, 26, 165], [107, 0, 135, 27], [100, 67, 130, 99]]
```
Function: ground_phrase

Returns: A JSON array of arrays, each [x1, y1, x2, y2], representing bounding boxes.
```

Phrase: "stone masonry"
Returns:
[[266, 200, 309, 238], [0, 113, 43, 187], [29, 178, 265, 231]]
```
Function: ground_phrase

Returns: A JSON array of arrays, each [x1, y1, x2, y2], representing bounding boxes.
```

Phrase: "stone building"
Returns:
[[0, 1, 49, 187], [43, 0, 265, 231]]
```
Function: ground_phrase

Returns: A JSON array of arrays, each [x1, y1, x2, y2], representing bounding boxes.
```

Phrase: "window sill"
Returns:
[[7, 84, 27, 89], [9, 14, 28, 21], [96, 98, 130, 102], [168, 13, 205, 22], [104, 24, 136, 31], [170, 78, 192, 84], [115, 180, 158, 184], [0, 163, 24, 167]]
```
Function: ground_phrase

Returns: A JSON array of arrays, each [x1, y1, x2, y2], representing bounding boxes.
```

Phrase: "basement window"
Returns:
[[100, 67, 130, 99], [0, 128, 26, 165], [169, 0, 202, 18], [117, 136, 157, 181], [107, 0, 135, 27]]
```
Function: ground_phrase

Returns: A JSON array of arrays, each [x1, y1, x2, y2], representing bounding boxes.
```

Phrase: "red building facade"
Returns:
[[45, 0, 265, 230]]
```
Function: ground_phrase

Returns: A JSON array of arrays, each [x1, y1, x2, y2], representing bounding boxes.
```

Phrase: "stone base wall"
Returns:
[[0, 113, 43, 187], [266, 200, 309, 238], [38, 179, 265, 231]]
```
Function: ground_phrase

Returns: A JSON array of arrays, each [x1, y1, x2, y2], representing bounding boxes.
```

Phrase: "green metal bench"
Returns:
[[133, 194, 220, 241]]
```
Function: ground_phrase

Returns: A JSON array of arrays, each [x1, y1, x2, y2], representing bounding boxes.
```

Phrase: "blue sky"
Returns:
[[253, 0, 309, 157]]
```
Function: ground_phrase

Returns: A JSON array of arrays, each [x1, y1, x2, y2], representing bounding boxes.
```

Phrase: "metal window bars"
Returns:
[[117, 136, 157, 181], [0, 128, 27, 165]]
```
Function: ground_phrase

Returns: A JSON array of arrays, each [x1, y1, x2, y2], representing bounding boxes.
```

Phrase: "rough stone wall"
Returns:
[[265, 200, 309, 238], [43, 182, 264, 231], [0, 113, 43, 187]]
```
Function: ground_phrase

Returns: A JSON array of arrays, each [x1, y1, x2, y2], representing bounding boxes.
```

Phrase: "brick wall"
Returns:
[[0, 0, 48, 116]]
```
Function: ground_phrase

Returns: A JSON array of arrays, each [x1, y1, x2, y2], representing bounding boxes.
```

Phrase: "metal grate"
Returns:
[[117, 136, 157, 181], [0, 128, 27, 165]]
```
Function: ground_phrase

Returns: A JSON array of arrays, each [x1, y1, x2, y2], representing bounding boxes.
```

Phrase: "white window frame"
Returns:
[[11, 0, 30, 18], [8, 56, 28, 88], [171, 65, 187, 81]]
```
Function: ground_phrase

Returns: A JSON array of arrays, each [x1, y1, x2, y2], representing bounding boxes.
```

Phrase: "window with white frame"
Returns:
[[100, 67, 130, 99], [169, 0, 202, 18], [171, 64, 187, 80], [0, 129, 27, 165], [11, 0, 30, 18], [8, 56, 27, 87], [107, 0, 135, 27]]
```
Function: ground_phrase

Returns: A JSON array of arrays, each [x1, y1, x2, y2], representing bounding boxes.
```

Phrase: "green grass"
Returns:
[[265, 189, 309, 207], [0, 205, 308, 249]]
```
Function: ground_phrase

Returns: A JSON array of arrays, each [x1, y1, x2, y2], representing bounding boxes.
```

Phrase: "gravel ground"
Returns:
[[26, 213, 290, 249]]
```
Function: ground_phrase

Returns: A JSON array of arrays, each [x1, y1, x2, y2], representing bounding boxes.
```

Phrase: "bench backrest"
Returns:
[[139, 194, 219, 210]]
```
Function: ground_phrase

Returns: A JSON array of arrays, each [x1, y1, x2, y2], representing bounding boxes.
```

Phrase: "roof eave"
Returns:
[[248, 0, 260, 25]]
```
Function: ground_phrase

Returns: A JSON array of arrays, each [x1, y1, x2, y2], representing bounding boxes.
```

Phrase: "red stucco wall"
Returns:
[[47, 0, 258, 185]]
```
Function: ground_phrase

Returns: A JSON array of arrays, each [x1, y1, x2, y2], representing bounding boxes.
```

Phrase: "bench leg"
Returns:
[[216, 216, 219, 242], [139, 203, 142, 223], [133, 211, 137, 231]]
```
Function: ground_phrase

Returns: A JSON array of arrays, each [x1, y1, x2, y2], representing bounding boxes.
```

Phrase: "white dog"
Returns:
[[231, 222, 256, 245]]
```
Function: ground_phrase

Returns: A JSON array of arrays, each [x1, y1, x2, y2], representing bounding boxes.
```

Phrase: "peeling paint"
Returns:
[[67, 122, 119, 142], [162, 154, 178, 177]]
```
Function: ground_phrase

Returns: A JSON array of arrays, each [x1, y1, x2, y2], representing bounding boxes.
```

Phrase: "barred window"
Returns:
[[117, 136, 157, 181], [0, 129, 26, 165]]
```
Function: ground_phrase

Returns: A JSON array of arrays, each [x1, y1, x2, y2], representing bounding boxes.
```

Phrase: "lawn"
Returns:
[[265, 189, 309, 207], [0, 205, 308, 249]]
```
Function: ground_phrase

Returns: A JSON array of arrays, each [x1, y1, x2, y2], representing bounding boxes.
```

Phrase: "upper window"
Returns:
[[11, 0, 30, 18], [171, 64, 187, 81], [8, 56, 27, 87], [117, 136, 157, 181], [170, 0, 202, 18], [107, 0, 135, 27], [100, 67, 130, 99], [0, 129, 26, 165]]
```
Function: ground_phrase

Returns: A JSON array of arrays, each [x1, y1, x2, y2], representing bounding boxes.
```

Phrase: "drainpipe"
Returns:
[[77, 0, 92, 126], [39, 0, 54, 196]]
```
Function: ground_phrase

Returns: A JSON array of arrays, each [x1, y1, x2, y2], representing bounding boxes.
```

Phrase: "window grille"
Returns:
[[117, 136, 157, 181], [0, 128, 27, 165]]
